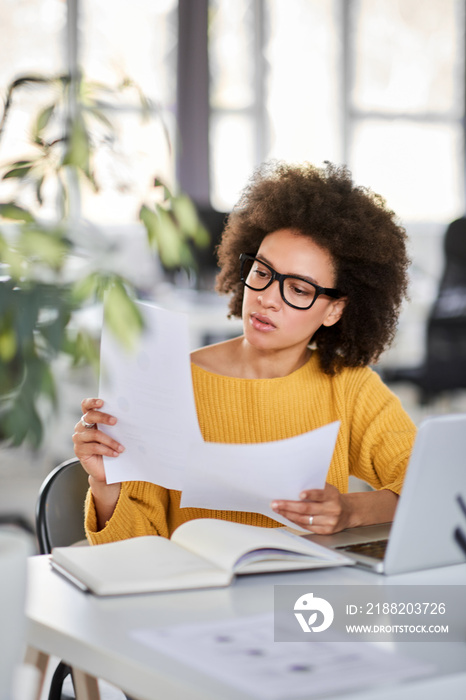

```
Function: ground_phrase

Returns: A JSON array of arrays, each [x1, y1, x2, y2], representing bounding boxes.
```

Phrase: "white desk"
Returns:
[[25, 555, 466, 700]]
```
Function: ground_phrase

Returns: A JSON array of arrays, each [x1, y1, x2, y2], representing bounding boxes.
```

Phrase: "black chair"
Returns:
[[36, 458, 89, 700], [192, 205, 229, 290], [454, 494, 466, 557], [36, 457, 89, 556], [382, 217, 466, 404]]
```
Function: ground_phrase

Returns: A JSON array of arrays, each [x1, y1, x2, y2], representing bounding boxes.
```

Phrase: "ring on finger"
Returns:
[[308, 515, 314, 527], [80, 416, 96, 429]]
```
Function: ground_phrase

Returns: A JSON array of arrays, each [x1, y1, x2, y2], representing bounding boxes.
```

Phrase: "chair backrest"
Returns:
[[421, 217, 466, 393], [36, 458, 89, 555], [440, 216, 466, 289]]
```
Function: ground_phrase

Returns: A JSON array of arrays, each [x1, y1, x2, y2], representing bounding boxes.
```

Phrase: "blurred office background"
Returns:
[[1, 0, 466, 529]]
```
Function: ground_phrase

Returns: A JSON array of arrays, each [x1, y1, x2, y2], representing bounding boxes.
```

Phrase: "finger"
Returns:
[[276, 508, 338, 534], [300, 514, 340, 534], [73, 428, 124, 455], [271, 504, 314, 527], [272, 498, 341, 522], [300, 483, 339, 502], [75, 439, 123, 460], [299, 488, 327, 502], [271, 499, 317, 516], [81, 397, 104, 413], [85, 409, 116, 426], [77, 409, 117, 430]]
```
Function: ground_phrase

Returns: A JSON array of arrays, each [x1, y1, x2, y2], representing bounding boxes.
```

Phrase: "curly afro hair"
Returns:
[[215, 161, 410, 375]]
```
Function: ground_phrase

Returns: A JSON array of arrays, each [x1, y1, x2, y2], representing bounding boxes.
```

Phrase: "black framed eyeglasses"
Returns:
[[239, 253, 344, 310]]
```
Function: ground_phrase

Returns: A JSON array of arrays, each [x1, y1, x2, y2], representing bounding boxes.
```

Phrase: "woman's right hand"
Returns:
[[73, 398, 125, 480], [73, 398, 125, 528]]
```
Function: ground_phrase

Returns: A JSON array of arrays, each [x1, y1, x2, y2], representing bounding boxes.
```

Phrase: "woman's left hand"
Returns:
[[271, 482, 351, 534]]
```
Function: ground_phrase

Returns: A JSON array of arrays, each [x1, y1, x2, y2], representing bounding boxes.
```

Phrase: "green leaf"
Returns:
[[156, 208, 185, 267], [71, 273, 99, 303], [193, 222, 210, 248], [0, 202, 34, 222], [19, 229, 69, 267], [171, 194, 199, 237], [139, 204, 158, 248], [0, 371, 45, 448], [40, 364, 58, 408], [153, 178, 171, 201], [178, 244, 197, 271], [11, 288, 40, 348], [3, 164, 33, 180], [37, 306, 70, 354], [0, 327, 17, 361], [32, 104, 55, 143], [0, 407, 28, 447], [140, 204, 184, 269], [103, 282, 144, 352], [4, 160, 33, 168], [64, 329, 100, 371], [36, 175, 45, 205], [0, 243, 27, 278], [171, 193, 211, 247], [63, 116, 90, 174], [56, 172, 68, 218]]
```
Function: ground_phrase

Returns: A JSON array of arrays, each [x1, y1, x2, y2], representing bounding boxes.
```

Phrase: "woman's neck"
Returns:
[[191, 336, 312, 379], [235, 338, 311, 378]]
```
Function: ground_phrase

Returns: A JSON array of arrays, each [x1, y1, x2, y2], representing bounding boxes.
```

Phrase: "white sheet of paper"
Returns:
[[180, 422, 340, 528], [100, 302, 203, 490], [131, 613, 431, 700], [99, 300, 340, 522]]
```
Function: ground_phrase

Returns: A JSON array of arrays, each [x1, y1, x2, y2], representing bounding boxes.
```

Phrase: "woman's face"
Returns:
[[241, 229, 345, 354]]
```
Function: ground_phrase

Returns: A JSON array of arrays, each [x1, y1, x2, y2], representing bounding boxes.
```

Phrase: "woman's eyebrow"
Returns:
[[256, 254, 319, 285]]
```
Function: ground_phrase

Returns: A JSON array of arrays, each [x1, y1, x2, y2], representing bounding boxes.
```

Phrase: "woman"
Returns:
[[74, 161, 416, 545]]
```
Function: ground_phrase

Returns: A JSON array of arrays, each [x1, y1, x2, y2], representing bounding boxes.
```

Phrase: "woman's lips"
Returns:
[[250, 313, 276, 332]]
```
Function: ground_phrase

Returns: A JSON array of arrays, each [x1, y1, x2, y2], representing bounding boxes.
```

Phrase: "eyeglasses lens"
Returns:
[[241, 257, 316, 309]]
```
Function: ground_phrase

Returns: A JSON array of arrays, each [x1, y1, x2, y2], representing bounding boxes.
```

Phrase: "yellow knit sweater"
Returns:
[[85, 353, 416, 544]]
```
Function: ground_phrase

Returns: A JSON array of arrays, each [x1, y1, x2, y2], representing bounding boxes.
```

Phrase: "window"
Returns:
[[0, 0, 177, 225], [349, 0, 465, 223], [209, 0, 465, 227], [79, 0, 178, 224], [209, 0, 258, 210], [2, 1, 465, 234], [0, 0, 66, 216]]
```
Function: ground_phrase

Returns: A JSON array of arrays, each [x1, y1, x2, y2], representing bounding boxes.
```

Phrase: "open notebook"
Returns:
[[50, 518, 353, 596]]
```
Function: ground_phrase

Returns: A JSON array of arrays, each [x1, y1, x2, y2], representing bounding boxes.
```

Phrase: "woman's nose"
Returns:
[[257, 280, 282, 308]]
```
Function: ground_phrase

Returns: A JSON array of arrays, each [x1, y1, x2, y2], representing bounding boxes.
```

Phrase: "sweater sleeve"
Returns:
[[85, 481, 170, 544], [347, 369, 416, 494]]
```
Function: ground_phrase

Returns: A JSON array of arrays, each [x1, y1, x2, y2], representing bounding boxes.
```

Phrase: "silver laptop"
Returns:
[[305, 413, 466, 575]]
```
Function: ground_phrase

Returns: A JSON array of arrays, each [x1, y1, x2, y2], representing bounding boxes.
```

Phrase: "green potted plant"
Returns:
[[0, 72, 208, 447]]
